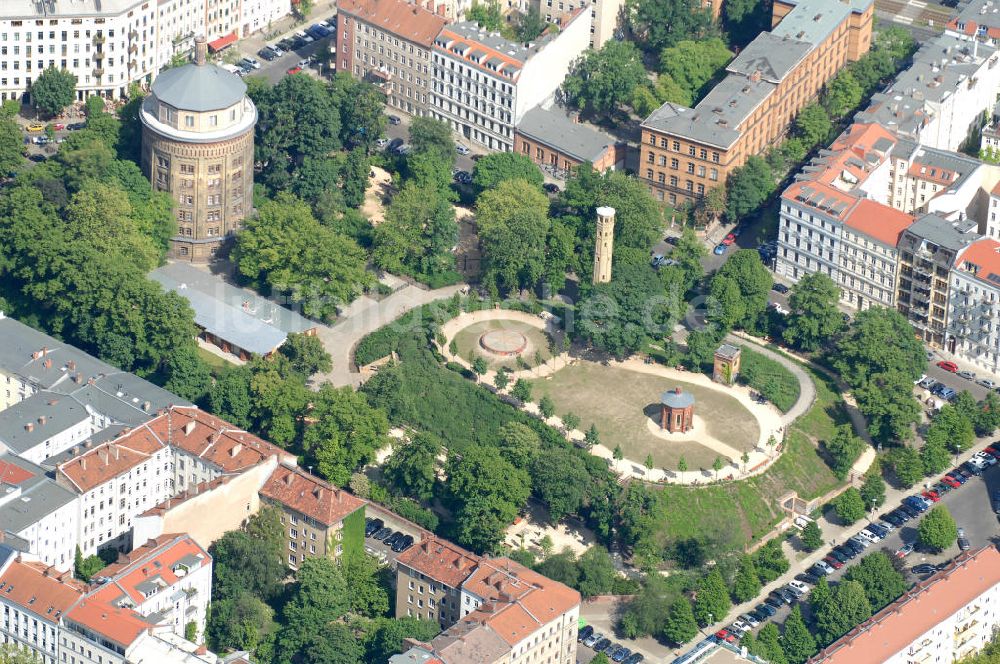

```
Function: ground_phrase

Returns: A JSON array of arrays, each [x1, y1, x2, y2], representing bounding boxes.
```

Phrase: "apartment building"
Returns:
[[856, 34, 1000, 153], [0, 315, 186, 450], [884, 138, 986, 217], [259, 464, 366, 570], [809, 546, 1000, 663], [639, 0, 873, 205], [86, 534, 212, 642], [55, 406, 293, 557], [336, 0, 446, 117], [0, 0, 290, 103], [394, 556, 581, 664], [946, 238, 1000, 373], [897, 213, 979, 348], [947, 0, 1000, 46], [527, 0, 622, 48], [430, 11, 590, 151], [0, 548, 87, 664], [395, 535, 479, 628], [0, 454, 78, 572], [515, 99, 624, 175], [838, 201, 914, 310]]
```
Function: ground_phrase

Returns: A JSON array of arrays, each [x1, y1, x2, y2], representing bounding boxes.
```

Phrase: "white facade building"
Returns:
[[812, 546, 1000, 663], [947, 238, 1000, 374], [430, 10, 590, 151], [0, 454, 78, 572]]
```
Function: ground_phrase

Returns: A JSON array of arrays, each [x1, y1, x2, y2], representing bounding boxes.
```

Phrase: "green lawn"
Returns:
[[453, 320, 552, 370], [196, 346, 235, 376], [738, 346, 801, 413], [793, 367, 850, 444], [530, 363, 759, 469]]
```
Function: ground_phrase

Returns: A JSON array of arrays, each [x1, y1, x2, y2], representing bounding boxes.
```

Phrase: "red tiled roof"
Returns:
[[843, 198, 914, 247], [208, 31, 237, 52], [337, 0, 447, 47], [955, 238, 1000, 284], [0, 460, 34, 485], [810, 546, 1000, 663], [395, 536, 479, 588], [462, 557, 581, 645], [88, 534, 209, 608], [260, 465, 365, 526], [0, 560, 85, 623], [154, 407, 294, 473], [57, 427, 165, 493], [139, 476, 231, 518], [65, 599, 153, 648]]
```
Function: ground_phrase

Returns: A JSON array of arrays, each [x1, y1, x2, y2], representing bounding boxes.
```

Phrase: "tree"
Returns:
[[498, 422, 541, 467], [678, 456, 688, 473], [662, 598, 698, 646], [712, 456, 724, 478], [493, 367, 510, 391], [629, 0, 715, 54], [534, 550, 580, 587], [800, 520, 823, 552], [783, 273, 844, 350], [731, 555, 761, 603], [756, 623, 789, 664], [373, 181, 457, 282], [477, 180, 551, 294], [822, 70, 863, 119], [780, 605, 817, 664], [833, 488, 866, 524], [300, 623, 364, 664], [233, 193, 373, 321], [614, 445, 625, 461], [210, 509, 286, 602], [576, 547, 617, 597], [844, 551, 907, 611], [341, 148, 370, 209], [644, 454, 655, 470], [301, 385, 390, 486], [446, 447, 531, 553], [162, 346, 212, 403], [466, 0, 504, 30], [530, 447, 590, 521], [814, 580, 872, 645], [860, 467, 886, 510], [920, 439, 952, 476], [514, 6, 547, 41], [725, 156, 774, 220], [473, 152, 544, 192], [363, 617, 440, 662], [471, 356, 488, 379], [409, 116, 455, 165], [825, 424, 866, 480], [888, 445, 924, 488], [753, 539, 789, 583], [294, 0, 314, 19], [563, 412, 581, 430], [925, 404, 975, 455], [278, 557, 351, 659], [793, 103, 833, 148], [74, 546, 105, 582], [31, 67, 77, 117], [0, 120, 23, 178], [658, 39, 732, 106], [205, 591, 275, 655], [539, 394, 556, 418], [383, 432, 441, 501], [562, 41, 648, 116], [713, 248, 772, 330], [278, 332, 333, 377], [918, 505, 958, 552], [693, 568, 731, 626], [511, 378, 532, 402], [341, 553, 390, 617]]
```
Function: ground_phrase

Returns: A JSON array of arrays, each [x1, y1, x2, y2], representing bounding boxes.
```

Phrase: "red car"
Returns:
[[937, 360, 958, 372], [984, 446, 1000, 460], [722, 233, 736, 246], [823, 555, 844, 569], [286, 66, 302, 75], [941, 476, 961, 488], [52, 123, 64, 131], [921, 490, 941, 502], [715, 630, 737, 644]]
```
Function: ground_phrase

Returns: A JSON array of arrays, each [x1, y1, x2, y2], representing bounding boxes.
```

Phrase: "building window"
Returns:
[[184, 115, 193, 127]]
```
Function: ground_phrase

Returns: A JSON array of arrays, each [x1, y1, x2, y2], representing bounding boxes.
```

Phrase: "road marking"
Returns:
[[910, 0, 927, 7], [895, 15, 914, 23]]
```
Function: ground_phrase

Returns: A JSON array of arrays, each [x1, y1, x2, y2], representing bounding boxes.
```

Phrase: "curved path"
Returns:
[[725, 331, 816, 427]]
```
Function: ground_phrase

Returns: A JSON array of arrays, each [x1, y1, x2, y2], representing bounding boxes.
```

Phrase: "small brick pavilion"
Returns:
[[660, 387, 695, 432]]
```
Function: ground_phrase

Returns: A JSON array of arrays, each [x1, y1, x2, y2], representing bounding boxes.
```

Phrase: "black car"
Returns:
[[623, 654, 644, 664], [388, 115, 402, 125], [898, 504, 921, 519], [365, 518, 384, 537], [827, 548, 848, 564], [383, 531, 403, 547], [892, 508, 913, 522], [795, 572, 819, 585], [772, 283, 790, 294], [748, 609, 768, 623], [290, 35, 307, 49], [394, 535, 415, 553], [755, 603, 777, 618], [578, 625, 594, 642], [912, 563, 938, 575], [834, 545, 857, 560], [278, 38, 296, 50], [593, 638, 611, 652], [603, 642, 620, 656], [845, 539, 866, 555], [372, 527, 392, 541], [808, 563, 829, 577], [543, 183, 560, 194], [612, 646, 631, 662], [764, 596, 783, 610], [962, 461, 984, 476], [257, 47, 278, 61], [882, 511, 904, 527], [67, 122, 87, 130]]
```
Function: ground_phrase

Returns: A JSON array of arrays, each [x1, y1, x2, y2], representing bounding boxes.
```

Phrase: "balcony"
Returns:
[[128, 43, 137, 54], [93, 67, 104, 77], [92, 33, 105, 45], [129, 29, 138, 41]]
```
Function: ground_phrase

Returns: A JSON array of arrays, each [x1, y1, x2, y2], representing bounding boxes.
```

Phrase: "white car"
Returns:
[[769, 301, 790, 315], [787, 580, 809, 597], [240, 56, 260, 70], [856, 529, 880, 544], [740, 613, 760, 627], [456, 143, 471, 155], [793, 514, 814, 530], [974, 452, 997, 467], [914, 373, 928, 386], [850, 535, 871, 548], [814, 560, 835, 574]]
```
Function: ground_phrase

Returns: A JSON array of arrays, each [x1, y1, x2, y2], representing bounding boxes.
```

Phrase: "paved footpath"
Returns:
[[310, 282, 465, 388]]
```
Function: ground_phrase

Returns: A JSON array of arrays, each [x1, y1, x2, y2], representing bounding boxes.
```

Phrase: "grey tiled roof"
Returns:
[[516, 104, 617, 163], [0, 454, 76, 536], [151, 62, 246, 113], [150, 263, 316, 357], [903, 214, 980, 251], [726, 33, 812, 82], [0, 393, 90, 455]]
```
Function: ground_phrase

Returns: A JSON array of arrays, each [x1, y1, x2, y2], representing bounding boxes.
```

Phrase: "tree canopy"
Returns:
[[562, 41, 648, 117], [783, 272, 844, 350], [31, 67, 77, 117]]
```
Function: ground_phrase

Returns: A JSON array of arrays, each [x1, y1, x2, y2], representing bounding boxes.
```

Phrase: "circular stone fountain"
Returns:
[[479, 329, 528, 356]]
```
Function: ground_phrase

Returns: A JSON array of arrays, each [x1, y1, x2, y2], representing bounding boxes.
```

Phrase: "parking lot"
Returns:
[[363, 504, 426, 565]]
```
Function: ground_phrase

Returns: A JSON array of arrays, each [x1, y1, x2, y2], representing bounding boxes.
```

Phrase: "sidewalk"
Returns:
[[235, 1, 337, 55]]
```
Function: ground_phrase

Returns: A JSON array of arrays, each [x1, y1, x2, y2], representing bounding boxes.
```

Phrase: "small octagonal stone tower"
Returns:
[[660, 386, 695, 432], [713, 343, 742, 385]]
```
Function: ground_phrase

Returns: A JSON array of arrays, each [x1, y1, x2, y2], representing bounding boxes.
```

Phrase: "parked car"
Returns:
[[755, 603, 777, 617], [763, 596, 784, 610], [849, 535, 871, 549], [393, 534, 414, 552], [67, 122, 86, 130], [868, 522, 890, 537], [813, 560, 835, 575], [958, 370, 977, 380], [788, 580, 810, 596], [937, 360, 959, 372], [388, 114, 402, 125], [612, 646, 631, 663], [278, 38, 296, 51], [603, 642, 620, 656], [882, 512, 905, 527], [896, 542, 915, 558], [269, 44, 285, 56], [934, 385, 957, 401], [947, 468, 970, 484], [940, 475, 961, 489], [890, 507, 913, 522], [25, 123, 44, 133], [543, 183, 560, 194], [931, 482, 952, 496], [364, 518, 384, 537], [578, 625, 594, 642], [714, 243, 727, 255], [593, 638, 611, 652], [740, 613, 760, 627], [918, 376, 938, 389], [834, 544, 857, 560], [993, 489, 1000, 514], [772, 283, 790, 294], [903, 495, 930, 512], [912, 563, 938, 575], [844, 538, 866, 555], [979, 378, 997, 389], [974, 451, 997, 466], [826, 549, 848, 564], [286, 66, 302, 75], [372, 527, 392, 540], [455, 143, 471, 155], [961, 460, 983, 476], [583, 632, 601, 648], [623, 653, 644, 664], [722, 233, 736, 246], [957, 527, 971, 551], [715, 630, 738, 645], [822, 555, 844, 570], [921, 490, 941, 503]]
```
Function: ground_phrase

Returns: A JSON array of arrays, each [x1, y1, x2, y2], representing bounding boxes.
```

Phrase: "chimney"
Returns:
[[142, 401, 151, 412], [284, 472, 294, 486], [196, 645, 208, 656], [313, 487, 323, 500], [675, 386, 681, 395], [24, 423, 33, 433], [183, 421, 196, 436], [194, 35, 208, 66], [42, 346, 48, 356], [73, 373, 82, 384], [229, 443, 242, 457], [43, 358, 52, 369], [80, 457, 86, 470], [38, 416, 46, 426], [67, 360, 75, 371]]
